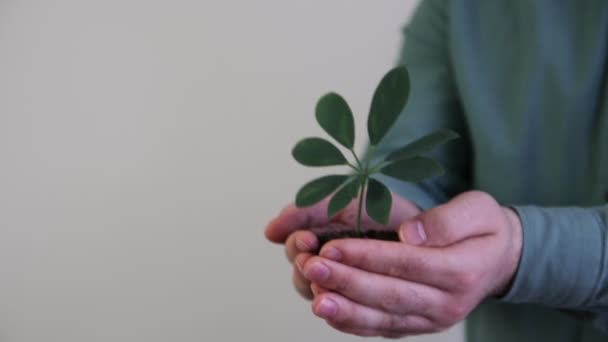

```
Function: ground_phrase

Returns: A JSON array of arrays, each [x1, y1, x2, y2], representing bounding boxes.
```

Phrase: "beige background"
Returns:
[[0, 1, 463, 341]]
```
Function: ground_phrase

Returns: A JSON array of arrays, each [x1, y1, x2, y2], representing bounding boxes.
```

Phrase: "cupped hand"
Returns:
[[265, 194, 421, 300], [299, 191, 523, 338]]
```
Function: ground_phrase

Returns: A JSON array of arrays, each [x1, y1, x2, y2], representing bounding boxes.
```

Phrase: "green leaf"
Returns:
[[380, 156, 444, 183], [292, 137, 347, 167], [367, 66, 409, 146], [386, 129, 459, 161], [365, 178, 392, 225], [327, 178, 360, 217], [295, 175, 349, 207], [316, 93, 355, 149]]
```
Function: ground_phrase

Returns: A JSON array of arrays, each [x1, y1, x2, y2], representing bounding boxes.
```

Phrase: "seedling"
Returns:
[[292, 66, 458, 238]]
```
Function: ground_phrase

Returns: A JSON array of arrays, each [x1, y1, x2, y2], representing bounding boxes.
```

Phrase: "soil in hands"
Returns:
[[310, 223, 399, 254]]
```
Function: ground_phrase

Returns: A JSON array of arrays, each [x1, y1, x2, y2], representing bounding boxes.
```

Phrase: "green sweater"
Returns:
[[373, 0, 608, 340]]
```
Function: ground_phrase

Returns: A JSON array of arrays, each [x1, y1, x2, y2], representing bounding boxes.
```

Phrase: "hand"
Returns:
[[264, 194, 421, 300], [299, 191, 523, 338]]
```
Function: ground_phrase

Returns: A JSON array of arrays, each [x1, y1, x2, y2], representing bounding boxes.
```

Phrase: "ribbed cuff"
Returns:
[[501, 205, 606, 309]]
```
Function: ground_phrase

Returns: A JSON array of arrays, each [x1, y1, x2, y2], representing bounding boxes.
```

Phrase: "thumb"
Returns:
[[399, 191, 499, 247]]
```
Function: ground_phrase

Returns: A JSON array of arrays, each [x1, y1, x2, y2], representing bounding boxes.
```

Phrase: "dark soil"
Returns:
[[310, 224, 399, 254]]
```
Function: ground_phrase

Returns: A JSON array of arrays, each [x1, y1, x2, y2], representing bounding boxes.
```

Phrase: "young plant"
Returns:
[[292, 66, 458, 237]]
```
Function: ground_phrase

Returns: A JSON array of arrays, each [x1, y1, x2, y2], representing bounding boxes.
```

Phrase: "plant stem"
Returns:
[[350, 149, 363, 170], [365, 145, 376, 170], [346, 161, 360, 172], [355, 176, 367, 237], [354, 145, 376, 237]]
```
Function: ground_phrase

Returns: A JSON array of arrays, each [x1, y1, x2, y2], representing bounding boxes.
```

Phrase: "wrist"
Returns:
[[494, 207, 523, 296]]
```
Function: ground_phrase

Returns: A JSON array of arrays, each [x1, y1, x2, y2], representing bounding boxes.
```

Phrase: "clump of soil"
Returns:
[[310, 224, 399, 254]]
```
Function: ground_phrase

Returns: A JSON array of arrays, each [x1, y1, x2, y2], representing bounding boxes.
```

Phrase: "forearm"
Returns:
[[502, 205, 608, 329]]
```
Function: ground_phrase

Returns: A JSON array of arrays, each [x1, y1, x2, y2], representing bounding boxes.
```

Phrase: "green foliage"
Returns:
[[292, 65, 458, 236], [386, 129, 459, 161], [380, 156, 444, 183], [295, 175, 349, 207], [365, 179, 392, 225], [292, 137, 347, 166], [327, 178, 360, 217], [316, 93, 355, 149], [368, 66, 409, 146]]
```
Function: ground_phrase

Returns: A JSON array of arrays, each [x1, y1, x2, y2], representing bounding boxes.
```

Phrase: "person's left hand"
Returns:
[[297, 191, 523, 338]]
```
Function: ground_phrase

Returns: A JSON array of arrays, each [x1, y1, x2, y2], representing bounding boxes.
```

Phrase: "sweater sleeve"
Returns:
[[503, 205, 608, 331], [371, 0, 471, 209]]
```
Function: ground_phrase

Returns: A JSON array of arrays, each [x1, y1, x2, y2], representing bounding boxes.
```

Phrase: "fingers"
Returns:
[[318, 239, 454, 291], [301, 256, 445, 317], [312, 292, 435, 337], [285, 230, 318, 262], [400, 191, 500, 247], [265, 200, 331, 244], [292, 251, 315, 300], [292, 267, 313, 300], [310, 283, 329, 296]]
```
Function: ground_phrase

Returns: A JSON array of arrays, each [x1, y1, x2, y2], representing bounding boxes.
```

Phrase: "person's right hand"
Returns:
[[264, 194, 421, 300]]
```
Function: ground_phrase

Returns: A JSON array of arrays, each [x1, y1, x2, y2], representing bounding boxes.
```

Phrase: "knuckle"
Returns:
[[378, 285, 407, 313], [440, 299, 470, 325], [465, 191, 498, 209], [466, 190, 489, 199], [385, 314, 408, 331], [386, 253, 411, 277], [331, 269, 353, 293], [390, 252, 427, 279], [379, 284, 429, 316], [423, 212, 451, 245], [349, 244, 373, 269], [385, 262, 407, 280], [453, 270, 480, 291]]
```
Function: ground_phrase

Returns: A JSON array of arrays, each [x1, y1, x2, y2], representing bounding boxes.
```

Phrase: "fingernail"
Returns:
[[295, 238, 311, 251], [320, 246, 342, 261], [400, 221, 426, 245], [316, 298, 337, 318], [295, 256, 304, 273], [294, 255, 305, 274], [305, 262, 330, 282]]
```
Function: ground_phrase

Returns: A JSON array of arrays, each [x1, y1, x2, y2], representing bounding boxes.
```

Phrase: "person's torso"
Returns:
[[446, 0, 608, 340], [451, 0, 608, 207]]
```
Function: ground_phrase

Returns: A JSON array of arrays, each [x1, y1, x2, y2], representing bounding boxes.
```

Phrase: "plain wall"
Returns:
[[0, 1, 463, 341]]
